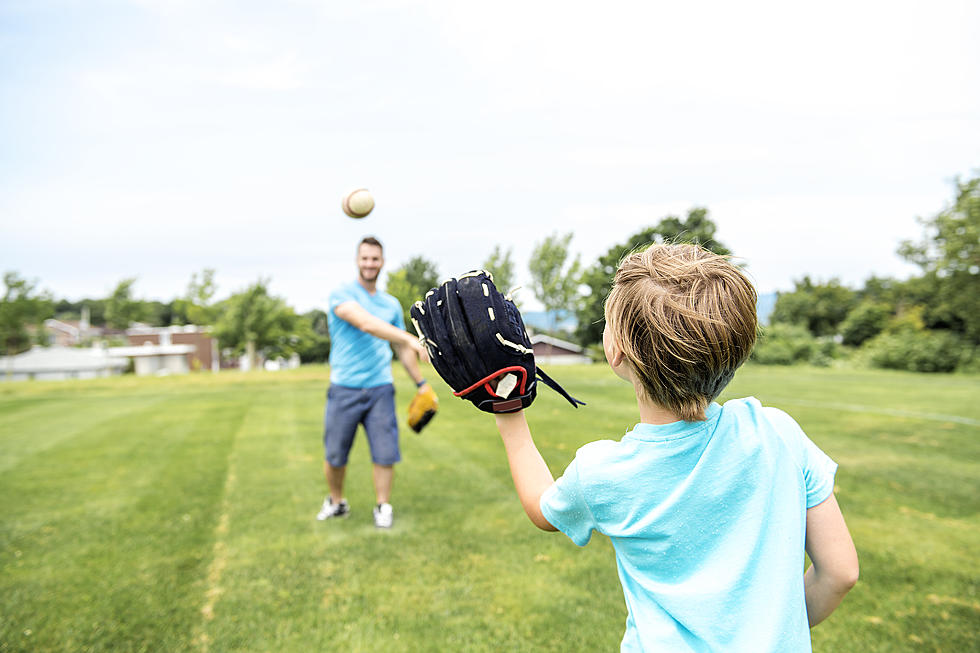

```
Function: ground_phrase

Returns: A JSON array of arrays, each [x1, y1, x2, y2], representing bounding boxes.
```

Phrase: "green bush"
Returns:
[[751, 323, 824, 365], [808, 338, 840, 368], [863, 329, 965, 373], [840, 301, 892, 346]]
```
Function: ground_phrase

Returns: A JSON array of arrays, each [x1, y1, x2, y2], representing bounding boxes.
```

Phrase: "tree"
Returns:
[[213, 279, 300, 370], [575, 208, 733, 346], [54, 298, 106, 326], [105, 277, 147, 330], [898, 175, 980, 343], [649, 207, 732, 256], [296, 309, 331, 363], [529, 232, 581, 332], [769, 277, 857, 337], [1, 272, 54, 357], [385, 256, 440, 331], [482, 245, 516, 294], [173, 269, 219, 326]]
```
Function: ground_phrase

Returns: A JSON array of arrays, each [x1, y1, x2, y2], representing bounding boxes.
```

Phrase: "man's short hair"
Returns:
[[359, 236, 383, 253], [605, 243, 757, 421]]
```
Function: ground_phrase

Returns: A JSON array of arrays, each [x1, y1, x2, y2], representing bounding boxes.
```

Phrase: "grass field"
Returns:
[[1, 364, 977, 652]]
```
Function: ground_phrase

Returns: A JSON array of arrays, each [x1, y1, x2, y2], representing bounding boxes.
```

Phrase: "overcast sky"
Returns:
[[2, 0, 978, 313]]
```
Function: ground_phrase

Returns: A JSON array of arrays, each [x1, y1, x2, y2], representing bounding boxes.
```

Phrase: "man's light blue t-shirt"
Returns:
[[327, 281, 405, 388], [540, 397, 838, 653]]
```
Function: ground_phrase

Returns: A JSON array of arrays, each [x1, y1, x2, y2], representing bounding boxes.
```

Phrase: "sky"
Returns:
[[2, 0, 978, 313]]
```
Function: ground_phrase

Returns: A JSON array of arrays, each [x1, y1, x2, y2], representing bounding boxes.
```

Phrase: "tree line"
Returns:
[[757, 176, 978, 373], [3, 175, 976, 373], [383, 175, 979, 374]]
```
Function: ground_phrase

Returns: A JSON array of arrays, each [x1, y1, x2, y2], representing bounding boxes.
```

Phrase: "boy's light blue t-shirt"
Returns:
[[327, 281, 405, 388], [540, 397, 838, 653]]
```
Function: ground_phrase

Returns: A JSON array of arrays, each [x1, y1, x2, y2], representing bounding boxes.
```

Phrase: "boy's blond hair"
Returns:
[[605, 243, 757, 421]]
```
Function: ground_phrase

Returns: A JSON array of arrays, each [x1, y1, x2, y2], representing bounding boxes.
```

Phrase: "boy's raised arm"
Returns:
[[494, 411, 558, 532], [803, 493, 859, 627]]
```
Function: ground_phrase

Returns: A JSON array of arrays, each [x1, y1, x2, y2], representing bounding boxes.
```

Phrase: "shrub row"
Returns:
[[751, 323, 977, 373]]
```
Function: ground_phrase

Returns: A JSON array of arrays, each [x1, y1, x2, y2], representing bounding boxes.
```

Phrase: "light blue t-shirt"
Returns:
[[327, 280, 405, 388], [540, 397, 838, 653]]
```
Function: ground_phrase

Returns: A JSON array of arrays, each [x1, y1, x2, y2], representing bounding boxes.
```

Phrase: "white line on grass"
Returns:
[[193, 449, 238, 652], [764, 398, 980, 427]]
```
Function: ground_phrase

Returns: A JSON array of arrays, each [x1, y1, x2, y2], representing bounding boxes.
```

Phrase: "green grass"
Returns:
[[1, 364, 977, 652]]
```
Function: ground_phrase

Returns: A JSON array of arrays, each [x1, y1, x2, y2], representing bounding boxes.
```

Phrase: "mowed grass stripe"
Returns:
[[192, 377, 334, 651], [1, 387, 251, 652], [0, 393, 167, 474]]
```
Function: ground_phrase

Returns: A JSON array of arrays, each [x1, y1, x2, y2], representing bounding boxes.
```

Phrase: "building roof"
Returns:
[[109, 344, 196, 357], [126, 324, 212, 335], [44, 319, 80, 337], [530, 334, 584, 353], [0, 346, 129, 372]]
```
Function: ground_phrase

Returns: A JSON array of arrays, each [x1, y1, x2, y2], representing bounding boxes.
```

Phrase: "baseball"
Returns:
[[342, 188, 375, 219]]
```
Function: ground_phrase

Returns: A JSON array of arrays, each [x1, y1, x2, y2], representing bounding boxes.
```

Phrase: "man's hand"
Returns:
[[408, 337, 430, 365], [408, 383, 438, 433]]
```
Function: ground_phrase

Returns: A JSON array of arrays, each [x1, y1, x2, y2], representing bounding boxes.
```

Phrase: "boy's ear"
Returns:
[[607, 338, 626, 369]]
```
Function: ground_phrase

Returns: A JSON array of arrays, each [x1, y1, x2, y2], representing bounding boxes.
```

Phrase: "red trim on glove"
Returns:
[[453, 366, 528, 398]]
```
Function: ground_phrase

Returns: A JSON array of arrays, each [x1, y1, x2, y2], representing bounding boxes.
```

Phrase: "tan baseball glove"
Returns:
[[408, 383, 439, 433]]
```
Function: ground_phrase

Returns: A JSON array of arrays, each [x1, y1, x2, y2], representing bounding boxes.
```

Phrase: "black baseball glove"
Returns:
[[409, 270, 585, 414]]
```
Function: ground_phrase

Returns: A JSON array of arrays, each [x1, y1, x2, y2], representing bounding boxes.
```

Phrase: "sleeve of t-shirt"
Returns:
[[764, 406, 838, 508], [539, 457, 597, 547], [800, 431, 838, 508], [391, 298, 406, 330], [329, 285, 357, 314]]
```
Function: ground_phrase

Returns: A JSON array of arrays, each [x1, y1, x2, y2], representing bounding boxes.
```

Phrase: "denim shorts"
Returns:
[[323, 383, 400, 466]]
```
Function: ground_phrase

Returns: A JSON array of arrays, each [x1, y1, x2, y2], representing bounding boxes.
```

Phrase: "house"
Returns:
[[125, 325, 218, 372], [108, 342, 197, 376], [43, 307, 103, 347], [530, 334, 591, 365], [0, 346, 129, 382]]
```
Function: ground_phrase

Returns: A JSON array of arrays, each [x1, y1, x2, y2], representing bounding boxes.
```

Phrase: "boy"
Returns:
[[494, 243, 858, 652]]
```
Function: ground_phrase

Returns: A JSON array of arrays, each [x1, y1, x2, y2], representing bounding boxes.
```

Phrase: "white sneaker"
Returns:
[[373, 502, 393, 529], [316, 497, 350, 520]]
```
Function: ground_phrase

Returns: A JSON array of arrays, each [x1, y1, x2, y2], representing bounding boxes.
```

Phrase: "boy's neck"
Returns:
[[635, 389, 684, 425]]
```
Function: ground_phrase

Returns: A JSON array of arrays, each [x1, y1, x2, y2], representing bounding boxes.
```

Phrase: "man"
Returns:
[[317, 236, 432, 528]]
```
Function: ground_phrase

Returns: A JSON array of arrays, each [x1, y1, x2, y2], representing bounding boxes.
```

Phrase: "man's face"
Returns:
[[356, 243, 384, 283]]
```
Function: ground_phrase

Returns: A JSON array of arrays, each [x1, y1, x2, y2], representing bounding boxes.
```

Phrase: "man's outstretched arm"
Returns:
[[334, 301, 429, 365]]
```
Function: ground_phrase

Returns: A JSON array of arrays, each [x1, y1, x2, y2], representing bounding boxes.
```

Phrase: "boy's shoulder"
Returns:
[[720, 396, 811, 465], [721, 396, 801, 430], [573, 438, 623, 462]]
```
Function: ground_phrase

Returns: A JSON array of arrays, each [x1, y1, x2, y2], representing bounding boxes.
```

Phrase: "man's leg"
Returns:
[[325, 461, 347, 503], [372, 464, 393, 505], [318, 385, 363, 520], [363, 384, 400, 528]]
